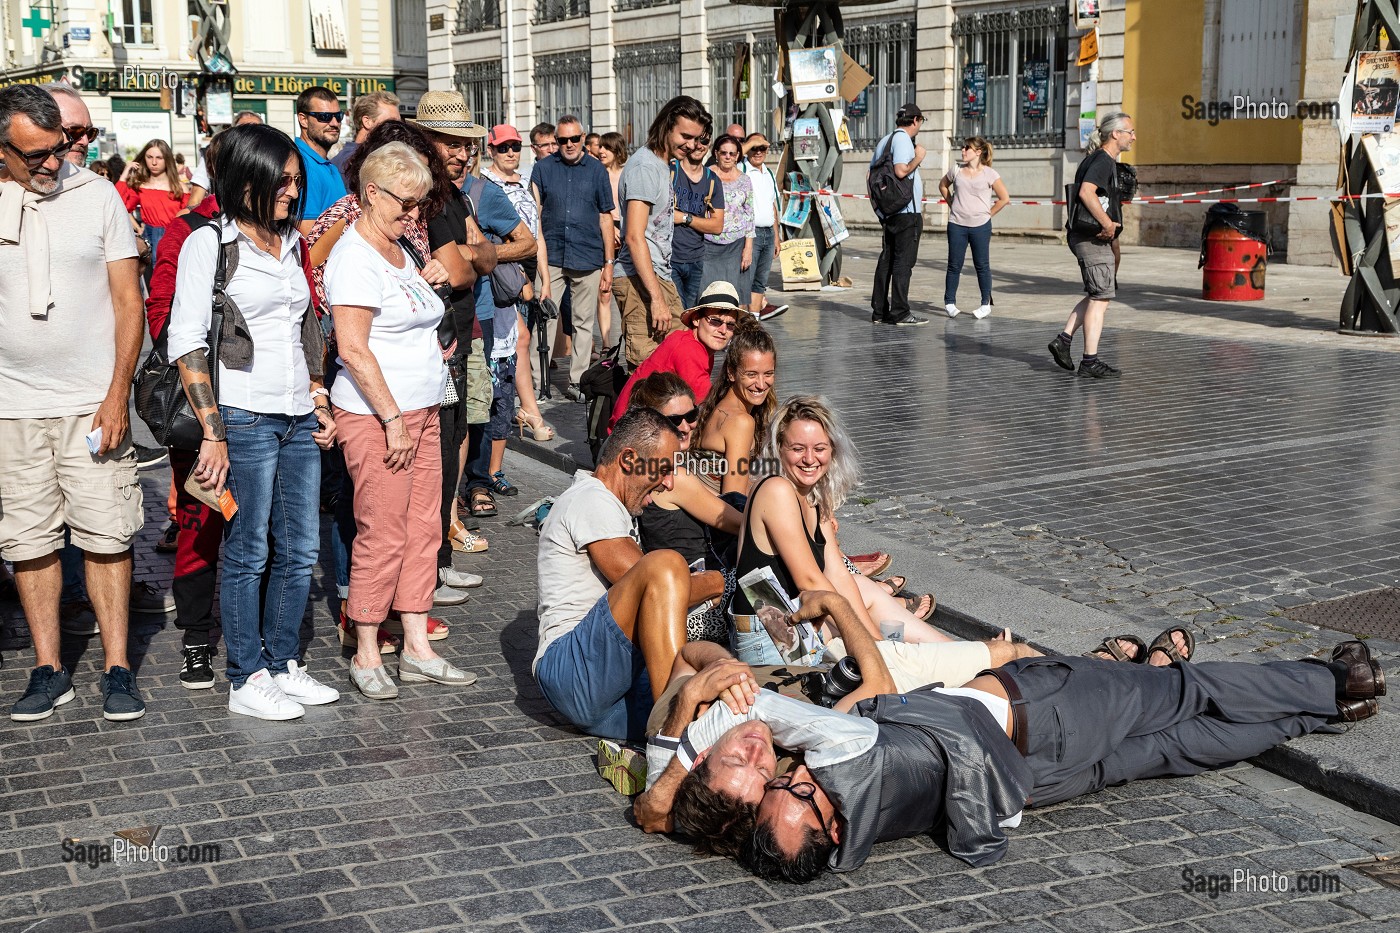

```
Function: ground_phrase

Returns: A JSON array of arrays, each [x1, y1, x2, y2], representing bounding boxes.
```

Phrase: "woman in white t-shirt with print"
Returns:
[[326, 142, 476, 700], [938, 136, 1010, 319]]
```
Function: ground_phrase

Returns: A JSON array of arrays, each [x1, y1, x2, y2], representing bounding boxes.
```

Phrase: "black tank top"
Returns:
[[732, 475, 825, 614], [638, 502, 708, 566]]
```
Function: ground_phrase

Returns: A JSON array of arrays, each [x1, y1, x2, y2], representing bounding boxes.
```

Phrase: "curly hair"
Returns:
[[344, 119, 454, 222], [671, 760, 758, 859], [739, 821, 834, 884], [695, 316, 777, 461]]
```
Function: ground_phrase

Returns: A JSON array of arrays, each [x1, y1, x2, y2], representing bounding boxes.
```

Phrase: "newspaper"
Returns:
[[736, 566, 825, 665]]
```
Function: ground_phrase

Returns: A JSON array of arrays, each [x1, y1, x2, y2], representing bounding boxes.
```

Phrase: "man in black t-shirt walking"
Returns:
[[1048, 112, 1135, 378]]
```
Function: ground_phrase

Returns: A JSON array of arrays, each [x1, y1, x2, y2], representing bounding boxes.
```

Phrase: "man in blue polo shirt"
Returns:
[[530, 114, 615, 400], [293, 86, 348, 234]]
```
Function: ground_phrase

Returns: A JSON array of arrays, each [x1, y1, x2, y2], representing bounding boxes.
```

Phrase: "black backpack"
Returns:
[[866, 132, 916, 217], [579, 342, 629, 466]]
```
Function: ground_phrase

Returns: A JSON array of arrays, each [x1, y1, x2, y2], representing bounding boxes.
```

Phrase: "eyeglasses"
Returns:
[[717, 150, 739, 159], [278, 173, 304, 194], [300, 110, 343, 124], [664, 406, 700, 427], [557, 134, 583, 145], [65, 125, 100, 143], [493, 141, 522, 153], [748, 146, 769, 155], [767, 776, 831, 836], [438, 139, 469, 153], [375, 186, 423, 213], [2, 136, 75, 170], [701, 315, 736, 331]]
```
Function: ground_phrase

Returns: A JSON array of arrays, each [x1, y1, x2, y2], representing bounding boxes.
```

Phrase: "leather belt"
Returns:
[[731, 613, 759, 634], [983, 667, 1029, 757]]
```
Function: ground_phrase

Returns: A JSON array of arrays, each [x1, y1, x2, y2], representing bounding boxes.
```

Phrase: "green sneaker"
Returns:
[[596, 739, 647, 796]]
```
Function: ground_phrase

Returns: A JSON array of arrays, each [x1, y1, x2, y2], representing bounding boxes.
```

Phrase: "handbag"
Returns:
[[1064, 182, 1103, 236], [133, 229, 231, 451]]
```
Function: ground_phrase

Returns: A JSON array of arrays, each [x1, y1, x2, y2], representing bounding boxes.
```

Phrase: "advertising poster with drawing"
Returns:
[[816, 194, 850, 247], [1362, 133, 1400, 276], [1353, 51, 1400, 134], [737, 567, 825, 666]]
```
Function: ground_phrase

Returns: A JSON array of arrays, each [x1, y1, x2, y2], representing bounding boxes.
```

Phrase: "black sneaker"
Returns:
[[1048, 339, 1075, 371], [889, 313, 929, 326], [1077, 357, 1122, 379], [11, 665, 75, 721], [179, 645, 216, 690], [134, 445, 168, 469], [101, 666, 146, 721]]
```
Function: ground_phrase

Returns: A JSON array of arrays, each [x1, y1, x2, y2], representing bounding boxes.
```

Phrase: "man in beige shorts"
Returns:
[[0, 85, 147, 723]]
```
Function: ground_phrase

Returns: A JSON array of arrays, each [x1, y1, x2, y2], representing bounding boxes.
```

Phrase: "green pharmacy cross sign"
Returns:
[[22, 6, 51, 37]]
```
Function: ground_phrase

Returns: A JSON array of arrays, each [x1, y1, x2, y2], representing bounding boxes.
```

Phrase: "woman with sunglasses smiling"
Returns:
[[742, 134, 788, 320], [609, 281, 742, 431], [167, 124, 339, 721], [700, 135, 755, 300]]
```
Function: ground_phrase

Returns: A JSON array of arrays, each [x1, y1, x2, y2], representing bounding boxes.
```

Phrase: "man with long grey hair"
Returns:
[[1049, 111, 1135, 378], [0, 84, 148, 723]]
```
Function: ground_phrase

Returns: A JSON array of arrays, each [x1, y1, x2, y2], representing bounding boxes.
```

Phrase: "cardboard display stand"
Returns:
[[780, 239, 822, 291]]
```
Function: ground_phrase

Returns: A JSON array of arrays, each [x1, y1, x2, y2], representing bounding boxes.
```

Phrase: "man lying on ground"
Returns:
[[640, 590, 1383, 881]]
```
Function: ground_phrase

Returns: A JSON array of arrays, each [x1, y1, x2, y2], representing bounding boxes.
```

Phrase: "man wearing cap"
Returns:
[[530, 113, 615, 401], [869, 102, 928, 327], [608, 281, 741, 430], [294, 86, 348, 234]]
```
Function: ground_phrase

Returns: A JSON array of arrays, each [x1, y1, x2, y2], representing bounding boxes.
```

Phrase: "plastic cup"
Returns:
[[879, 620, 905, 642]]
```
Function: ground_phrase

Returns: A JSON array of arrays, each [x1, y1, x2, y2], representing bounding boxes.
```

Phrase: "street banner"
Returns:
[[1022, 61, 1049, 119]]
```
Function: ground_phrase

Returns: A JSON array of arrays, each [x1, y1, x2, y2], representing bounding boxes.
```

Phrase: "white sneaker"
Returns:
[[273, 660, 340, 706], [440, 567, 484, 589], [945, 304, 962, 318], [972, 304, 992, 319], [229, 669, 305, 721], [433, 583, 468, 606]]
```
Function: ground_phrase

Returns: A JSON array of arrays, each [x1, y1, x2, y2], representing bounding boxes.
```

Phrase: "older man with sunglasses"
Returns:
[[0, 84, 148, 723], [293, 86, 347, 234]]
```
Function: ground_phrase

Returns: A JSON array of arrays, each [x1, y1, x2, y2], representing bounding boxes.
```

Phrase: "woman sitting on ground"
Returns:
[[610, 281, 742, 431], [731, 396, 975, 668], [692, 317, 776, 499]]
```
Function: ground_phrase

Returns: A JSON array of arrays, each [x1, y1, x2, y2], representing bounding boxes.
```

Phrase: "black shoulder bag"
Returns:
[[133, 226, 233, 451]]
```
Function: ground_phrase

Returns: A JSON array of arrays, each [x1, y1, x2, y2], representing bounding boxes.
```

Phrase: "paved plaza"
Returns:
[[5, 234, 1400, 930]]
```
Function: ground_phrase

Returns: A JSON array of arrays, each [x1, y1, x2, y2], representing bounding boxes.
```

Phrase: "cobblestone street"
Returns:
[[4, 236, 1400, 930]]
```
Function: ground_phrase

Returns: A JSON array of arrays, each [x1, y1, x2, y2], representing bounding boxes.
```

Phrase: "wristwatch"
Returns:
[[682, 213, 693, 227]]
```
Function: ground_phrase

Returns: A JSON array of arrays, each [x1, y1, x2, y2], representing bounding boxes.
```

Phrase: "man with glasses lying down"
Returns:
[[636, 589, 1384, 883]]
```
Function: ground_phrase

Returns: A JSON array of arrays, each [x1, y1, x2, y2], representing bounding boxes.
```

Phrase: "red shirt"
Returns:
[[609, 328, 713, 429], [117, 181, 190, 229], [145, 201, 219, 340]]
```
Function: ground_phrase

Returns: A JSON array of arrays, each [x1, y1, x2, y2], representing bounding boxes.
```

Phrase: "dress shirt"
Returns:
[[745, 162, 781, 228], [530, 152, 615, 271], [168, 217, 314, 416]]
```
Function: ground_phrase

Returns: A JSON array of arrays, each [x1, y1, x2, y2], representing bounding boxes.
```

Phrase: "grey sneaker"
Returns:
[[439, 567, 484, 589], [432, 584, 468, 607], [398, 653, 477, 686], [349, 659, 399, 700], [129, 581, 176, 615]]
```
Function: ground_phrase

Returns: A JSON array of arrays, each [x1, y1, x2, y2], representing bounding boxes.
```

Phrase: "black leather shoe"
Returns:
[[1333, 640, 1386, 698], [1333, 698, 1380, 723], [1047, 339, 1075, 371]]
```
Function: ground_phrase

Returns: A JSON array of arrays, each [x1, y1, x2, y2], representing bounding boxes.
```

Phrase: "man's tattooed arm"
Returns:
[[176, 350, 225, 441]]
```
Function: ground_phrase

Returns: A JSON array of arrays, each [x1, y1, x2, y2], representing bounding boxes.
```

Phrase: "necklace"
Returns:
[[237, 222, 278, 253]]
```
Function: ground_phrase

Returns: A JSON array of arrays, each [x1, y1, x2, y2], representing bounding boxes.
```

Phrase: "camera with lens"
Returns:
[[528, 296, 560, 322], [801, 656, 864, 708]]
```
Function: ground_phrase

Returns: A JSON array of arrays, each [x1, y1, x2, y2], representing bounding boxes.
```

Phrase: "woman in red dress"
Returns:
[[116, 139, 189, 287]]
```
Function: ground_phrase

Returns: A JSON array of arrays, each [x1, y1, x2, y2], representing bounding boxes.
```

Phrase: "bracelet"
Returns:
[[314, 405, 331, 414], [203, 437, 226, 443], [381, 412, 402, 426]]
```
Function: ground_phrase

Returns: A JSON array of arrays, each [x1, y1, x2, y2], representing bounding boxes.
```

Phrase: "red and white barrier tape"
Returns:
[[782, 188, 1394, 207], [1136, 179, 1294, 201]]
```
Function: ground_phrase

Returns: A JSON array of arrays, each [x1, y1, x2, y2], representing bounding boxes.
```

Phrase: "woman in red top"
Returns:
[[609, 281, 741, 429], [117, 139, 189, 286]]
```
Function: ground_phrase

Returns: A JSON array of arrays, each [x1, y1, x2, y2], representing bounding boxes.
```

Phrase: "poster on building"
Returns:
[[788, 46, 840, 104], [962, 63, 986, 118], [1077, 29, 1099, 66], [1022, 61, 1049, 119], [1078, 80, 1097, 150], [793, 117, 821, 160], [1074, 0, 1101, 30], [112, 112, 173, 157], [782, 172, 813, 228], [1352, 51, 1400, 134], [816, 194, 849, 247], [847, 89, 868, 119]]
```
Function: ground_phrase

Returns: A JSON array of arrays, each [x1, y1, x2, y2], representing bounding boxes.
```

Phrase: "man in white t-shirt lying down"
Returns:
[[637, 590, 1384, 883]]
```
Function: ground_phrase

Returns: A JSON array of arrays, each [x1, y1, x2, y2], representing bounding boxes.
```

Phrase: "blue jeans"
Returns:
[[671, 259, 705, 312], [945, 220, 993, 305], [219, 406, 321, 687]]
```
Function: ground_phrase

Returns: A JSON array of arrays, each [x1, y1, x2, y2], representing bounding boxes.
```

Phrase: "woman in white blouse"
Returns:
[[326, 142, 477, 700], [169, 124, 340, 722]]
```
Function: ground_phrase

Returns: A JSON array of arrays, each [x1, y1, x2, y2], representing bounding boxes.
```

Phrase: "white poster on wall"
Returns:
[[111, 111, 173, 157]]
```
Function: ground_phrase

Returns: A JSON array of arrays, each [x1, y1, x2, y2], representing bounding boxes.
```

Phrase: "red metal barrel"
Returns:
[[1202, 226, 1267, 301]]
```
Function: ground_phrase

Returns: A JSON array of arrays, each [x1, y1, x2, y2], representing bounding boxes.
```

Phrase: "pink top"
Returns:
[[609, 328, 713, 430], [943, 165, 1001, 227]]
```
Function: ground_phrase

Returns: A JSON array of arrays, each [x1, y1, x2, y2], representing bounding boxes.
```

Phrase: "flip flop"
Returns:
[[877, 575, 908, 596], [900, 593, 936, 622], [1147, 627, 1195, 665], [1084, 634, 1147, 663]]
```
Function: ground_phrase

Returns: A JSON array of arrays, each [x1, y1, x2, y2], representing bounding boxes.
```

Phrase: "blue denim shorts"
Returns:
[[535, 594, 653, 741]]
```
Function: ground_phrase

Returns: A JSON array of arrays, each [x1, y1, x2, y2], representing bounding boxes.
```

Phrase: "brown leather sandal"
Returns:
[[1147, 627, 1195, 665], [1085, 634, 1147, 663]]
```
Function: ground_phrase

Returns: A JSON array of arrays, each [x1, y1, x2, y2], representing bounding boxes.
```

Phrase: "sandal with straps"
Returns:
[[877, 575, 908, 596], [900, 592, 936, 621], [1147, 627, 1195, 665], [469, 488, 498, 517], [1085, 634, 1147, 663]]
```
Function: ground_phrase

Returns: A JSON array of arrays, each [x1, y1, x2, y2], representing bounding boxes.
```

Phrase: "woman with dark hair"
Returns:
[[693, 316, 776, 498], [167, 123, 341, 721], [117, 138, 188, 285], [938, 135, 1009, 319], [700, 134, 755, 298]]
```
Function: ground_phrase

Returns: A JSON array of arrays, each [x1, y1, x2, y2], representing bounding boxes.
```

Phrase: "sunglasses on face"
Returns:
[[701, 315, 736, 331], [749, 145, 769, 155], [557, 134, 583, 145], [664, 406, 700, 427], [300, 110, 343, 124], [65, 125, 100, 143], [3, 136, 75, 170], [375, 186, 423, 213], [278, 173, 304, 195], [717, 150, 739, 159], [494, 141, 522, 153]]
